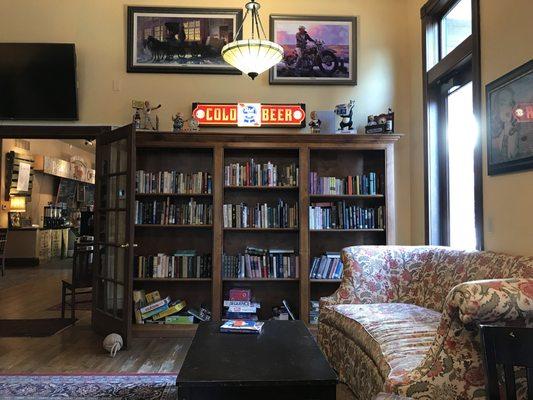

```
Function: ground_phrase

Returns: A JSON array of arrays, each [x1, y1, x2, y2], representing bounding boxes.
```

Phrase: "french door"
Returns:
[[92, 125, 135, 346]]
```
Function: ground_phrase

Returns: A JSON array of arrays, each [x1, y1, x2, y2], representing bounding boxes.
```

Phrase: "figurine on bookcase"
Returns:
[[183, 116, 200, 132], [132, 100, 161, 131], [334, 100, 356, 133], [172, 112, 185, 132], [308, 111, 322, 133]]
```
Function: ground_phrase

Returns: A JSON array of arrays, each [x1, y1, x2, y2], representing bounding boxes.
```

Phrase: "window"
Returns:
[[447, 81, 477, 248], [153, 25, 165, 42], [440, 0, 472, 58], [421, 0, 482, 249], [184, 21, 201, 42]]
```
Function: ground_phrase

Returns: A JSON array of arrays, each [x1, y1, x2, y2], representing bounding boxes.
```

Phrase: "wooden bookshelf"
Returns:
[[124, 131, 400, 338]]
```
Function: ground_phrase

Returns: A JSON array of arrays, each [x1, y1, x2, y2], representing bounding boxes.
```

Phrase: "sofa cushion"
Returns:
[[320, 303, 440, 383]]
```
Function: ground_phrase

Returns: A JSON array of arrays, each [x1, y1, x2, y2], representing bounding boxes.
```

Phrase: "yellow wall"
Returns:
[[0, 139, 95, 227], [0, 0, 418, 244], [480, 0, 533, 255]]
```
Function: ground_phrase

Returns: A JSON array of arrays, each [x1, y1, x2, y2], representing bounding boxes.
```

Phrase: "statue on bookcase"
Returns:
[[132, 100, 161, 131], [308, 111, 322, 133], [334, 100, 355, 133], [172, 112, 185, 132]]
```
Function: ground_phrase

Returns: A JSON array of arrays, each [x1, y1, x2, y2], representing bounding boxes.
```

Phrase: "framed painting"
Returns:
[[127, 6, 243, 74], [487, 59, 533, 175], [269, 15, 357, 85]]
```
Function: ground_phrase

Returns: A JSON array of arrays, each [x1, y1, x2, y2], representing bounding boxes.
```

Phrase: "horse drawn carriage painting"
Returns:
[[269, 15, 357, 85], [127, 7, 242, 74]]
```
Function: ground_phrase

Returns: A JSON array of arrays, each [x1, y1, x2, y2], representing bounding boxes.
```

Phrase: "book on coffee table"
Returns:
[[220, 319, 264, 334]]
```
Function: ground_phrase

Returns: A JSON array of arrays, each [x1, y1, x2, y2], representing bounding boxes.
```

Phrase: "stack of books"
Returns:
[[309, 172, 381, 195], [223, 247, 299, 279], [223, 288, 260, 321], [224, 159, 298, 187], [309, 202, 384, 230], [133, 290, 190, 325], [309, 301, 320, 325], [136, 170, 212, 194], [134, 251, 212, 279], [220, 320, 264, 334], [135, 198, 213, 225], [223, 200, 298, 228], [309, 252, 343, 279]]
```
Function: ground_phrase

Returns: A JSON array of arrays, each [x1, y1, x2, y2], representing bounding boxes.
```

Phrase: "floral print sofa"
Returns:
[[318, 246, 533, 400]]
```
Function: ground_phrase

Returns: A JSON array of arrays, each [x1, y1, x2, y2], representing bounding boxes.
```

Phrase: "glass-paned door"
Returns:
[[92, 125, 135, 346]]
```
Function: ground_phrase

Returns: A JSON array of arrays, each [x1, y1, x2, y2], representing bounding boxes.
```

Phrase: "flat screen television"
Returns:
[[0, 43, 78, 120]]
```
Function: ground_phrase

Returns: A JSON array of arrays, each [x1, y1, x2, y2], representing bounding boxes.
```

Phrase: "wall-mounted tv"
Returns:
[[0, 43, 78, 120]]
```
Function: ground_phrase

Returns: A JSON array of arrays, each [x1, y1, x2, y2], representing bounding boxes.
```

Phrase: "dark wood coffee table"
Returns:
[[176, 320, 337, 400]]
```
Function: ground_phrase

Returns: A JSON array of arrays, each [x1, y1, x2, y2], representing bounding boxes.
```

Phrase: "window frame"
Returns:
[[421, 0, 483, 249]]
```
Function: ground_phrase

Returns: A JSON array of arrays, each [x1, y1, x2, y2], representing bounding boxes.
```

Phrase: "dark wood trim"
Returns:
[[421, 0, 483, 249], [471, 0, 484, 250], [0, 125, 111, 139], [427, 36, 473, 85]]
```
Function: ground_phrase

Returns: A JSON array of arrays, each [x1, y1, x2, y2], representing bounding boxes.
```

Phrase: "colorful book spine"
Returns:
[[223, 200, 298, 228], [309, 172, 381, 195], [224, 160, 298, 187], [136, 170, 212, 194]]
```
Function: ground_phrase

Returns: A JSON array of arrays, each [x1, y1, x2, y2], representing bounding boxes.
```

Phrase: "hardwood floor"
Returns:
[[0, 260, 190, 374], [0, 260, 355, 399]]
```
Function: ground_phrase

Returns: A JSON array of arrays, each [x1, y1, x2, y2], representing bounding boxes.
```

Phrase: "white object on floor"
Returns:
[[103, 333, 123, 357]]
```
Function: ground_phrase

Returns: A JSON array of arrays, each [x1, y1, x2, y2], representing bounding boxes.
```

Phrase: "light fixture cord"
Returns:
[[233, 1, 268, 41]]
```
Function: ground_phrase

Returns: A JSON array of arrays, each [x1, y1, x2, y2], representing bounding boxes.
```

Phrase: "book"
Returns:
[[282, 299, 296, 321], [145, 290, 161, 304], [152, 300, 187, 320], [133, 290, 147, 324], [223, 300, 261, 308], [229, 288, 251, 301], [141, 303, 169, 320], [187, 307, 212, 322], [165, 315, 194, 324], [139, 296, 170, 314], [220, 320, 264, 334]]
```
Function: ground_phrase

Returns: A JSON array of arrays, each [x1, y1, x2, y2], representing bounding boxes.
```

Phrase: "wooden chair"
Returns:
[[480, 324, 533, 400], [61, 240, 94, 320], [0, 229, 7, 276]]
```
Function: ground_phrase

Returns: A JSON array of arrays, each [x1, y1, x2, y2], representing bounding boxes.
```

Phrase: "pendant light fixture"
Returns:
[[221, 0, 284, 80]]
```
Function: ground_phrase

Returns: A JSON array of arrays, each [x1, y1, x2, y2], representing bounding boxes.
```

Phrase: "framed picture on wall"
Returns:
[[486, 59, 533, 175], [269, 15, 357, 85], [127, 6, 243, 74]]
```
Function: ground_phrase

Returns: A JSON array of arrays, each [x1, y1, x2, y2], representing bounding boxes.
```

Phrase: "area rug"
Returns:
[[0, 374, 177, 399], [0, 318, 76, 337]]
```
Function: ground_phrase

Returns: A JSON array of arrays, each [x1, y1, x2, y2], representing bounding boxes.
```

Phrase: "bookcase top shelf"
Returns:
[[136, 131, 402, 147]]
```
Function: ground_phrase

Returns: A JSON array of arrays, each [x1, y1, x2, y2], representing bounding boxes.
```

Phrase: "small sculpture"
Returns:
[[183, 117, 200, 132], [103, 333, 123, 358], [308, 111, 322, 133], [172, 112, 185, 132], [334, 100, 355, 132], [142, 101, 161, 131]]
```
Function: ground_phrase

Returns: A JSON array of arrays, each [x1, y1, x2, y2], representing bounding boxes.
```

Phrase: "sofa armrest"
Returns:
[[445, 278, 533, 326], [388, 278, 533, 397]]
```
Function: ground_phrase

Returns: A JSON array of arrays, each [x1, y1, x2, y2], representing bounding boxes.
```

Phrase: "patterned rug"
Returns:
[[0, 374, 177, 399]]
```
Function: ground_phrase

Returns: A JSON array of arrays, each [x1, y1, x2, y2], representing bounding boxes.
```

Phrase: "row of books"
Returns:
[[309, 253, 343, 279], [224, 160, 298, 187], [309, 202, 385, 230], [223, 200, 298, 229], [309, 172, 381, 195], [135, 198, 213, 225], [133, 290, 192, 324], [134, 252, 212, 279], [136, 170, 212, 194], [222, 247, 299, 279]]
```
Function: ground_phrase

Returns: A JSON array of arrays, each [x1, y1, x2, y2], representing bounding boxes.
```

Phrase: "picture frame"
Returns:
[[486, 59, 533, 175], [127, 6, 243, 75], [269, 15, 357, 85]]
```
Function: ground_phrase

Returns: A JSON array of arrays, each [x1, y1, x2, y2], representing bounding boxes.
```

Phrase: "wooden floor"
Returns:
[[0, 260, 355, 399], [0, 259, 191, 374]]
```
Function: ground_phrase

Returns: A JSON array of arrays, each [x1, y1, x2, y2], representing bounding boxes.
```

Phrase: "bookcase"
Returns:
[[130, 131, 400, 338]]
